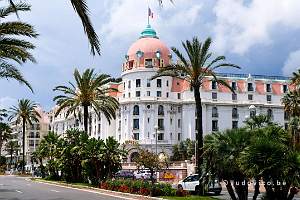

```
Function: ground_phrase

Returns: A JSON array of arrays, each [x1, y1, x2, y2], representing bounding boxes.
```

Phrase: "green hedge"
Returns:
[[100, 179, 178, 197]]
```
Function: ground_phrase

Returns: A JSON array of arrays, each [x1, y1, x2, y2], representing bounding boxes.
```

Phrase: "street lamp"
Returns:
[[154, 125, 158, 155]]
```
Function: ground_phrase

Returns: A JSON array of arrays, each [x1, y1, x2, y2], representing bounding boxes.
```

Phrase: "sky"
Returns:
[[1, 0, 300, 111]]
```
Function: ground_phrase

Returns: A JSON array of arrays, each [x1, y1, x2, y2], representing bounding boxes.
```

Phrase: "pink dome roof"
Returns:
[[127, 37, 170, 58]]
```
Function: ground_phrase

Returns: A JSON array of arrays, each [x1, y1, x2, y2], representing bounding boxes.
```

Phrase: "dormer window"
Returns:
[[155, 50, 161, 59], [136, 50, 144, 59], [128, 60, 134, 69], [145, 58, 153, 67]]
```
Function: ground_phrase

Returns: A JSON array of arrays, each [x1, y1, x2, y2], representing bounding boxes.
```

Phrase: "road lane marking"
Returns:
[[50, 189, 60, 193], [35, 181, 140, 200], [16, 190, 23, 193]]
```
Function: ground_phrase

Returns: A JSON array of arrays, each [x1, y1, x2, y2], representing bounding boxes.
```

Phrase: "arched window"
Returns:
[[133, 105, 139, 115], [212, 107, 218, 118], [158, 105, 164, 115]]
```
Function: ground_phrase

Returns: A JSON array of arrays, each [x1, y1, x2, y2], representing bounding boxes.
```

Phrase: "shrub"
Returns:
[[176, 187, 189, 197]]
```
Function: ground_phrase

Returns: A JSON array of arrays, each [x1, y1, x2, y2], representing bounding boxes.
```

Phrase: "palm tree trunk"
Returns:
[[83, 105, 89, 133], [10, 151, 13, 170], [252, 177, 260, 200], [22, 118, 26, 174], [194, 85, 204, 195]]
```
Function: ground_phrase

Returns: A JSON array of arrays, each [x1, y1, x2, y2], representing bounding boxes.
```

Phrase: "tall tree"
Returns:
[[53, 68, 119, 133], [291, 69, 300, 87], [152, 37, 239, 194], [8, 99, 41, 173], [244, 114, 273, 130], [0, 2, 38, 91], [0, 122, 12, 156], [5, 140, 19, 170], [0, 109, 7, 121]]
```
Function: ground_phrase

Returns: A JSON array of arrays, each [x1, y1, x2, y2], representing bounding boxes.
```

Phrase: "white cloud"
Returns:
[[282, 50, 300, 76], [213, 0, 300, 54], [101, 0, 202, 42], [0, 97, 17, 109]]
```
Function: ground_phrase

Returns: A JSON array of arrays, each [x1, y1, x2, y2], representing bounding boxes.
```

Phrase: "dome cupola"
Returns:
[[123, 24, 171, 72]]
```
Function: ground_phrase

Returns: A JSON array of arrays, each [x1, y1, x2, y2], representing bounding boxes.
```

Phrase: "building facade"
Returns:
[[50, 24, 292, 161], [6, 106, 49, 169]]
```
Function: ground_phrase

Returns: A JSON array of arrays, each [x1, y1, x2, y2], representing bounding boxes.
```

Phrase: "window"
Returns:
[[158, 119, 164, 130], [136, 79, 141, 87], [267, 109, 273, 119], [147, 118, 150, 123], [178, 133, 181, 141], [284, 123, 288, 130], [166, 92, 169, 98], [178, 106, 182, 113], [136, 91, 140, 97], [157, 91, 162, 97], [232, 108, 238, 118], [248, 94, 253, 100], [133, 105, 139, 115], [147, 79, 151, 87], [283, 84, 288, 93], [267, 95, 272, 102], [158, 105, 164, 115], [266, 83, 271, 92], [178, 119, 181, 128], [128, 80, 131, 89], [29, 140, 34, 147], [212, 92, 217, 100], [157, 79, 162, 87], [133, 133, 139, 140], [212, 120, 218, 131], [232, 93, 237, 101], [232, 82, 237, 91], [147, 105, 151, 109], [232, 121, 238, 129], [177, 93, 181, 99], [158, 133, 164, 140], [128, 60, 134, 69], [133, 119, 139, 129], [123, 82, 126, 90], [166, 80, 169, 87], [145, 58, 153, 67], [128, 92, 131, 98], [212, 80, 217, 90], [36, 132, 40, 138], [248, 83, 254, 91], [29, 132, 34, 138], [170, 118, 173, 125], [147, 91, 151, 96], [212, 107, 218, 118]]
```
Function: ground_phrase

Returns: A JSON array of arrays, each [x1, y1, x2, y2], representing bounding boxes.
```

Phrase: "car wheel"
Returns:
[[214, 190, 221, 195], [178, 184, 183, 190]]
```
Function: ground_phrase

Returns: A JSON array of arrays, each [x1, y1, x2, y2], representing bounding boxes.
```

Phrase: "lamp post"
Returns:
[[154, 125, 158, 155]]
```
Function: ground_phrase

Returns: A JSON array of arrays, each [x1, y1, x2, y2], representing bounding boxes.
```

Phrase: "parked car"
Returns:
[[176, 174, 222, 195], [134, 170, 157, 180], [115, 170, 134, 179]]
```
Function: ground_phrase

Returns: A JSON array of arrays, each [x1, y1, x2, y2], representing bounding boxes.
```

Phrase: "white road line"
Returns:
[[36, 181, 140, 200], [50, 189, 60, 193], [16, 190, 23, 193]]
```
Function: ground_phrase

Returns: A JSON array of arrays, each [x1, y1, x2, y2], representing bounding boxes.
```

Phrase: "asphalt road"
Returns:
[[0, 176, 137, 200]]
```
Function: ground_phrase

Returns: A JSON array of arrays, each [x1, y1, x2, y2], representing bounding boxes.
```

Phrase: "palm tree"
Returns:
[[291, 69, 300, 87], [244, 114, 273, 130], [0, 109, 7, 121], [152, 37, 240, 191], [53, 68, 119, 133], [0, 122, 12, 156], [8, 99, 41, 173], [5, 140, 19, 170], [0, 2, 38, 91]]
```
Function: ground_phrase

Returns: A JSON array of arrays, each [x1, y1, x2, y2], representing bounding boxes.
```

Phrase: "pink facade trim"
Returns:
[[218, 80, 231, 93], [109, 83, 122, 97], [171, 78, 189, 92], [202, 79, 210, 92], [272, 83, 282, 95], [255, 81, 265, 95], [237, 80, 245, 93]]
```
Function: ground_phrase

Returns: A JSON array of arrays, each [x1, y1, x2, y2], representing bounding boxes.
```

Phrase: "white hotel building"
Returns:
[[49, 24, 292, 161]]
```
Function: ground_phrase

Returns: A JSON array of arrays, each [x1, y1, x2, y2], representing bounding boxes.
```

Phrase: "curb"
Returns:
[[31, 178, 163, 200]]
